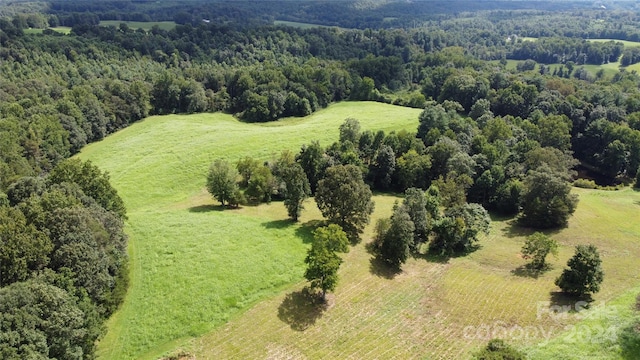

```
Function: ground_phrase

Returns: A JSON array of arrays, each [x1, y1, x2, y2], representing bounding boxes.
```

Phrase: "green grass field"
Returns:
[[78, 102, 422, 360], [183, 187, 640, 359], [99, 20, 177, 31], [80, 101, 640, 359]]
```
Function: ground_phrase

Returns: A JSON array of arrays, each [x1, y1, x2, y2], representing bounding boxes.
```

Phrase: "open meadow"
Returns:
[[79, 102, 640, 359], [78, 102, 422, 359]]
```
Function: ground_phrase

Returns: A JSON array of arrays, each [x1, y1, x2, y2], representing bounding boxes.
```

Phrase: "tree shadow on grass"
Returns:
[[188, 204, 227, 213], [368, 256, 402, 279], [262, 219, 296, 229], [502, 219, 561, 239], [548, 291, 593, 311], [294, 219, 326, 244], [511, 263, 551, 279], [277, 287, 327, 331]]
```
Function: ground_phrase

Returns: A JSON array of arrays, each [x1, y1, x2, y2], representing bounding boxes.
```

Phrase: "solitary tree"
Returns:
[[315, 164, 374, 242], [304, 224, 349, 301], [206, 159, 240, 207], [555, 244, 604, 297], [521, 232, 558, 270]]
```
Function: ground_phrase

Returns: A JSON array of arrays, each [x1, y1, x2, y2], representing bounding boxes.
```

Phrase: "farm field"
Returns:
[[78, 102, 422, 360], [80, 100, 640, 359], [184, 187, 640, 359], [99, 20, 177, 31]]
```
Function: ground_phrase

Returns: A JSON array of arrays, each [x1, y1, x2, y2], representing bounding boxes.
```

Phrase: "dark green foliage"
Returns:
[[519, 165, 578, 229], [555, 244, 604, 297], [0, 280, 97, 360], [304, 224, 349, 301], [377, 204, 414, 268], [431, 203, 490, 255], [521, 232, 558, 270], [48, 158, 127, 219], [206, 159, 240, 208], [402, 188, 430, 249], [280, 163, 311, 221], [473, 339, 525, 360], [6, 176, 46, 206], [0, 207, 52, 287], [315, 164, 374, 242], [245, 165, 275, 204], [297, 141, 326, 194], [371, 145, 396, 190]]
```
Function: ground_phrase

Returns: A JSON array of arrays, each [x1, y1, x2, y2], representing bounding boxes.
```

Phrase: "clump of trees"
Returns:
[[0, 159, 128, 359]]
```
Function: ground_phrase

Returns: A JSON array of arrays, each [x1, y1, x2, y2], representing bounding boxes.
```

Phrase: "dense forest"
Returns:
[[2, 0, 640, 358]]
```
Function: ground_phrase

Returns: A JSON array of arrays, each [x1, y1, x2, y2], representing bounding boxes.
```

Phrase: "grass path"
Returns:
[[78, 102, 422, 360]]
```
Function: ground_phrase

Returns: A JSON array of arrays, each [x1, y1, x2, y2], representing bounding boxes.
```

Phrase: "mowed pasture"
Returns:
[[186, 187, 640, 359], [79, 101, 640, 359], [78, 102, 422, 359]]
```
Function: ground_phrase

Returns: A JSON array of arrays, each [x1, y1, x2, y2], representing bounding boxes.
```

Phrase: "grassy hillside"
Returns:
[[80, 101, 640, 359], [183, 187, 640, 359], [78, 102, 422, 360]]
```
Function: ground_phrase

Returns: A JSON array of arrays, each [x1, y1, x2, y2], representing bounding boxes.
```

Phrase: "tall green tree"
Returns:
[[304, 224, 349, 301], [206, 159, 240, 208], [555, 244, 604, 297], [402, 188, 430, 250], [280, 163, 311, 221], [315, 164, 374, 242], [519, 165, 578, 229], [377, 204, 414, 268]]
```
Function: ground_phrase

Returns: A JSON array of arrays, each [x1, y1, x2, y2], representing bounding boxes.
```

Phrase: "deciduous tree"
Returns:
[[304, 224, 349, 301], [315, 164, 374, 242], [555, 244, 604, 297], [206, 159, 240, 208]]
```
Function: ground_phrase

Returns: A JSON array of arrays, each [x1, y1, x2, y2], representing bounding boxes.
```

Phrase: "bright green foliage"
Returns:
[[555, 244, 604, 297], [378, 204, 415, 268], [304, 224, 349, 300], [280, 163, 311, 221], [519, 165, 578, 229], [473, 339, 525, 360], [521, 232, 558, 270], [0, 207, 52, 287], [245, 165, 275, 203], [0, 280, 95, 360], [206, 159, 240, 208], [431, 203, 490, 255], [236, 156, 261, 188], [315, 164, 374, 242], [48, 158, 127, 219]]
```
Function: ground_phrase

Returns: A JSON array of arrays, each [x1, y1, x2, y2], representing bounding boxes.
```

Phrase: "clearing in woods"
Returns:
[[79, 101, 640, 359]]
